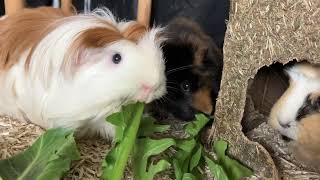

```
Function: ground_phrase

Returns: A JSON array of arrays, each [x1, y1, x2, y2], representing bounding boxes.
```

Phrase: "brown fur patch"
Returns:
[[0, 7, 70, 71], [122, 23, 148, 42], [164, 17, 222, 69], [62, 22, 147, 74], [70, 22, 147, 49], [0, 7, 147, 75], [174, 18, 221, 68], [194, 46, 207, 66], [188, 32, 221, 69], [293, 113, 320, 168], [192, 87, 213, 115]]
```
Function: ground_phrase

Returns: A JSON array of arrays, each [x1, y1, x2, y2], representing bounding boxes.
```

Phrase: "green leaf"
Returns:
[[204, 156, 229, 180], [133, 138, 175, 180], [105, 111, 126, 143], [101, 102, 145, 180], [138, 115, 170, 136], [146, 159, 171, 180], [182, 173, 197, 180], [172, 138, 197, 180], [106, 103, 142, 143], [173, 159, 183, 180], [190, 168, 204, 180], [0, 128, 80, 180], [175, 138, 196, 153], [184, 114, 210, 137], [189, 145, 202, 171], [214, 140, 253, 180]]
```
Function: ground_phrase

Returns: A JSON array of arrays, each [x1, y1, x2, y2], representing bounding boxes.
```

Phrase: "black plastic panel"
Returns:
[[0, 0, 230, 48]]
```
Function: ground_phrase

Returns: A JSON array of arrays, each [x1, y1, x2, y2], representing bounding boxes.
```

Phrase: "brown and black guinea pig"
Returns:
[[149, 17, 223, 121]]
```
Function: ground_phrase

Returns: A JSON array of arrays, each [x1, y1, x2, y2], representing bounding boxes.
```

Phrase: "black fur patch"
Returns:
[[296, 94, 320, 121]]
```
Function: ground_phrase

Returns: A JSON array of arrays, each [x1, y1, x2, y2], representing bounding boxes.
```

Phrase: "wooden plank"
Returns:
[[4, 0, 24, 16], [137, 0, 152, 28]]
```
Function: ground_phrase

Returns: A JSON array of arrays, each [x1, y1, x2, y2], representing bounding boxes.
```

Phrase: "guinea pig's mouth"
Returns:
[[135, 84, 167, 104], [281, 135, 292, 142], [277, 122, 299, 141], [136, 94, 153, 104]]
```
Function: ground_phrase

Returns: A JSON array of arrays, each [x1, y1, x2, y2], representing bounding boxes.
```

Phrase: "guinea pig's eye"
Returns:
[[316, 96, 320, 107], [181, 80, 191, 92], [112, 53, 122, 64]]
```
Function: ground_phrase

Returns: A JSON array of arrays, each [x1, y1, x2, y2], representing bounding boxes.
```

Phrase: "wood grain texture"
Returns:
[[137, 0, 152, 28], [4, 0, 24, 16], [210, 0, 320, 178]]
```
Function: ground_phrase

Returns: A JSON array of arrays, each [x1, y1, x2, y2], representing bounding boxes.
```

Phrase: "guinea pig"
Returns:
[[269, 62, 320, 167], [0, 7, 166, 139], [149, 17, 223, 121]]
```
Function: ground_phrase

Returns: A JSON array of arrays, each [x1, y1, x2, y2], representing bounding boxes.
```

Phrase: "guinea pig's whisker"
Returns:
[[155, 100, 160, 106], [162, 96, 173, 103], [167, 86, 183, 94], [166, 65, 193, 76], [156, 98, 164, 106], [164, 93, 179, 102], [167, 86, 180, 91], [160, 96, 168, 104], [166, 81, 179, 86], [160, 98, 166, 104]]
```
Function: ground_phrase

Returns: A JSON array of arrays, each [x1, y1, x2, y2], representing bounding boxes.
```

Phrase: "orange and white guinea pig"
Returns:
[[269, 62, 320, 167], [0, 7, 166, 139]]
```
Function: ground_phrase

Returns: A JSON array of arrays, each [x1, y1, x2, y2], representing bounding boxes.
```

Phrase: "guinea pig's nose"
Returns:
[[142, 84, 153, 95], [280, 122, 291, 128], [142, 84, 152, 90], [136, 84, 154, 102]]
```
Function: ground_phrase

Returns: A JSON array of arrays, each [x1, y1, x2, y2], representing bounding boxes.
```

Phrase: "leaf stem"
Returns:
[[101, 102, 144, 180]]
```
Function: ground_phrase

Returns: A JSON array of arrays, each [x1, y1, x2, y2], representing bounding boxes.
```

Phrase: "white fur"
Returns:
[[0, 15, 7, 20], [269, 64, 320, 140], [0, 8, 166, 139]]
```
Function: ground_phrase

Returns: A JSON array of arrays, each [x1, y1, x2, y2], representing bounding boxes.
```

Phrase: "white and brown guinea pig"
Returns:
[[269, 62, 320, 167], [0, 7, 166, 139]]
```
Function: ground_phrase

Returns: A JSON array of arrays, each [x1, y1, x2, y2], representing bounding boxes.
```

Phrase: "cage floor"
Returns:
[[1, 110, 319, 179]]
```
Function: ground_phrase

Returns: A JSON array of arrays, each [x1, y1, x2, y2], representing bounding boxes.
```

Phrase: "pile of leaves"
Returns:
[[0, 103, 253, 180], [0, 128, 80, 180]]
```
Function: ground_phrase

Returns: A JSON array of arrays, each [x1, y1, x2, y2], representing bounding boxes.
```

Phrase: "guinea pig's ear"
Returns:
[[73, 48, 103, 67], [62, 46, 90, 77], [62, 27, 123, 76], [66, 47, 106, 77], [72, 48, 87, 67]]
